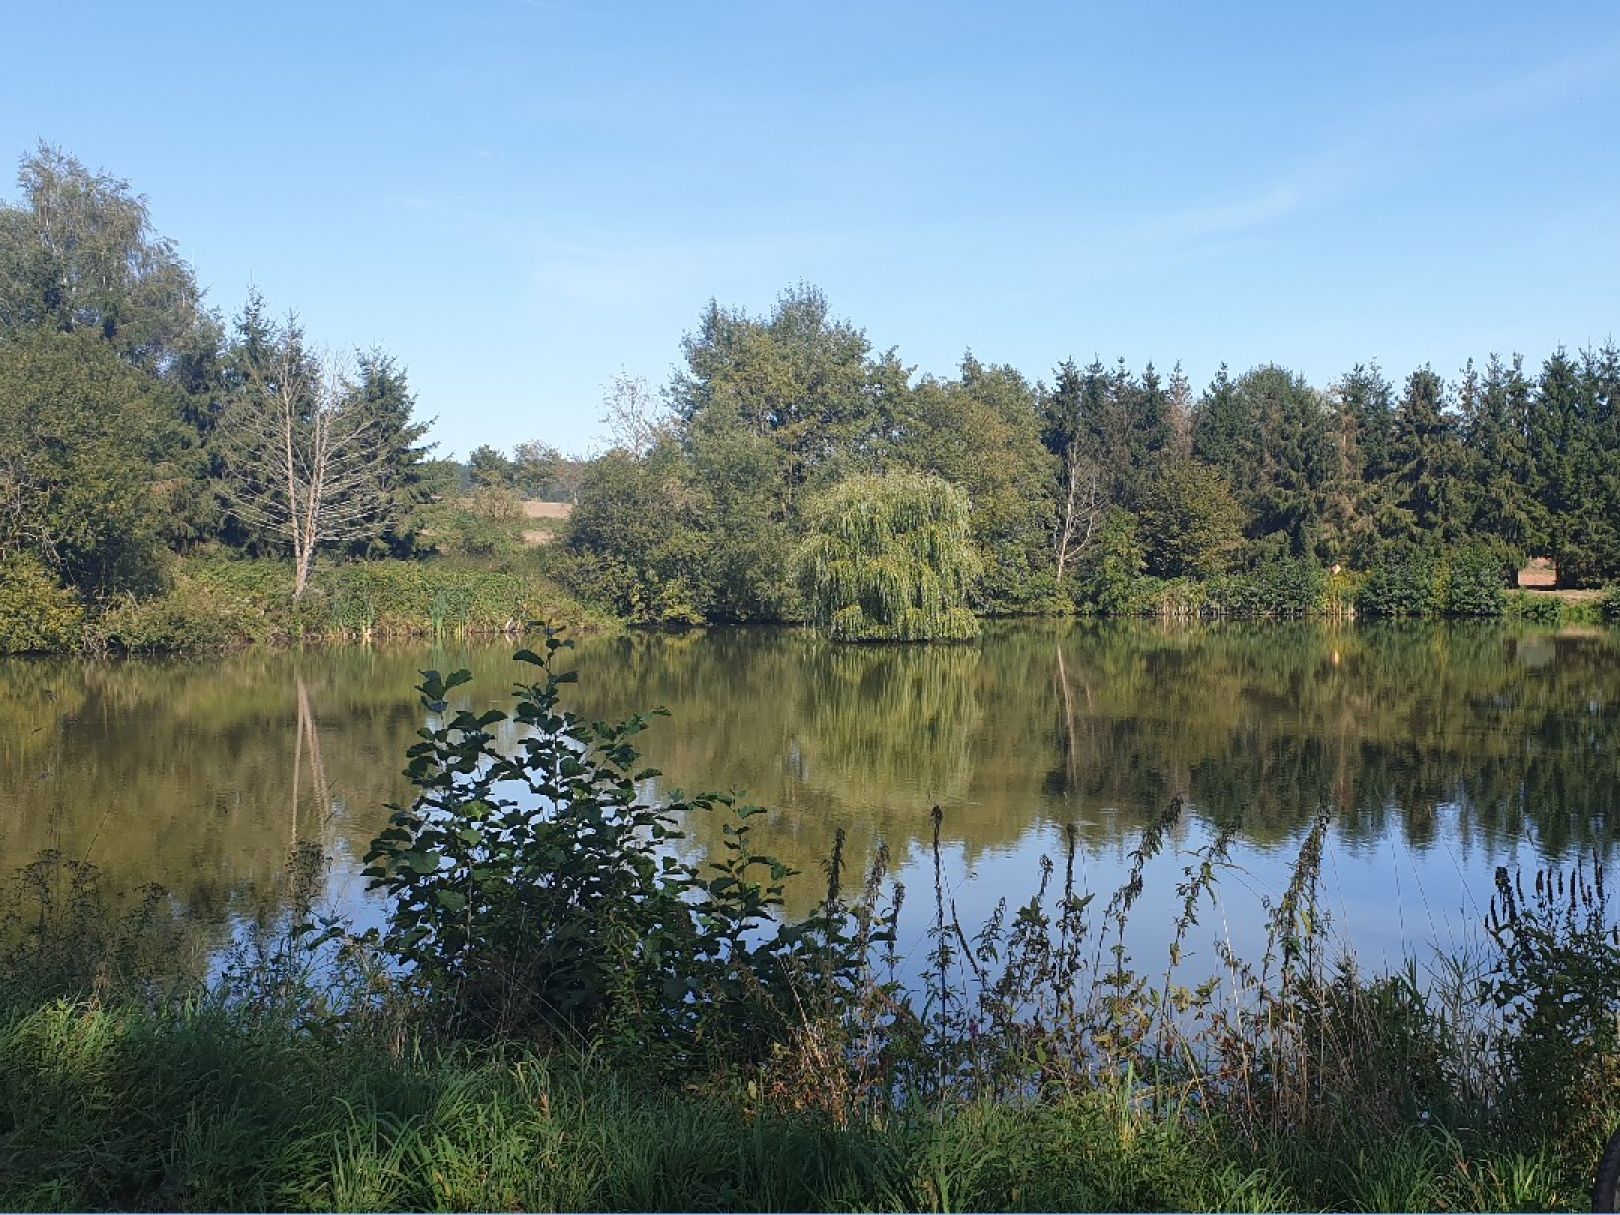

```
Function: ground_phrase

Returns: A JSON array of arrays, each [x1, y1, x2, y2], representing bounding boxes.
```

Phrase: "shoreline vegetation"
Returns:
[[1, 549, 1615, 658], [2, 637, 1619, 1211], [6, 144, 1620, 654]]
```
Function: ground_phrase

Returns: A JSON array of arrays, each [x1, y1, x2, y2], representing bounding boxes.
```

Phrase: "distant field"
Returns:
[[522, 500, 572, 546], [522, 500, 573, 520]]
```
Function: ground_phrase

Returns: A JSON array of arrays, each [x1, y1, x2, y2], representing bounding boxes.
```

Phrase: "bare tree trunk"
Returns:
[[218, 324, 392, 603], [1055, 448, 1104, 582]]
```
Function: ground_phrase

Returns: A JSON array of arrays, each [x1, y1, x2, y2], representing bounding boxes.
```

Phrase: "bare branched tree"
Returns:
[[600, 371, 672, 456], [1054, 448, 1107, 582], [217, 321, 391, 601]]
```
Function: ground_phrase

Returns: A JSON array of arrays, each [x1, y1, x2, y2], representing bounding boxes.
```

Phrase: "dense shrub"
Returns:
[[56, 556, 606, 655], [362, 636, 861, 1064], [89, 571, 273, 653], [1356, 551, 1439, 618], [1602, 586, 1620, 623], [545, 547, 708, 629], [1208, 557, 1327, 618], [1486, 862, 1620, 1144], [1440, 545, 1508, 617], [0, 554, 84, 653], [1506, 592, 1563, 625], [423, 488, 526, 560], [1072, 508, 1147, 617]]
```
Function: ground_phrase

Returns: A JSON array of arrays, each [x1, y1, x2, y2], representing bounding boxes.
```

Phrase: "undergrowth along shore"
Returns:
[[0, 553, 612, 655], [0, 635, 1618, 1211], [2, 548, 1618, 656]]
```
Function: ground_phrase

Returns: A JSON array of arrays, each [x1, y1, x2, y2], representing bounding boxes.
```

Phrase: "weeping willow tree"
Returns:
[[796, 471, 981, 642]]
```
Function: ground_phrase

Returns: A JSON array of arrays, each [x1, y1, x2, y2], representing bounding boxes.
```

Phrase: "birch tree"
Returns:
[[1053, 449, 1106, 583], [216, 310, 390, 600]]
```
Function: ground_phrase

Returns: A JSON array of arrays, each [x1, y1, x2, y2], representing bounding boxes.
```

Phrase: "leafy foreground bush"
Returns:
[[361, 634, 870, 1066], [2, 636, 1620, 1210]]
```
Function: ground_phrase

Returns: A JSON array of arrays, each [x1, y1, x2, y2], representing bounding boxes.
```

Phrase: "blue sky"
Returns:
[[3, 1, 1617, 457]]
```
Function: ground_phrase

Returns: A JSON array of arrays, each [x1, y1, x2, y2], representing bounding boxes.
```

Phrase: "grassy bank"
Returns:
[[0, 996, 1578, 1213], [2, 554, 614, 655]]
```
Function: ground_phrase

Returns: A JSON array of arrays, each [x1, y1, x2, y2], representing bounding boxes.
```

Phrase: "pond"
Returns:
[[1, 620, 1616, 979]]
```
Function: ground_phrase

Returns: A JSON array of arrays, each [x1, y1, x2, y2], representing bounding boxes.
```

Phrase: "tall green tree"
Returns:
[[670, 284, 905, 512], [0, 143, 209, 369], [350, 349, 433, 556], [566, 445, 707, 623], [1581, 343, 1620, 580], [0, 144, 226, 547], [1137, 458, 1245, 579], [1196, 365, 1330, 555], [898, 355, 1055, 608], [0, 328, 166, 595], [1338, 363, 1394, 482], [1375, 366, 1467, 549], [1461, 354, 1542, 554]]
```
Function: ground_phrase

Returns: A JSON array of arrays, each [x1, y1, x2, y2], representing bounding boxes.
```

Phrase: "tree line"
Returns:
[[561, 284, 1620, 625], [0, 143, 440, 607], [2, 142, 1617, 634]]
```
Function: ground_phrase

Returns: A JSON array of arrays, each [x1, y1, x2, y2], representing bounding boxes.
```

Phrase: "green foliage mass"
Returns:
[[75, 555, 604, 654], [0, 553, 84, 653], [796, 471, 981, 642], [1356, 549, 1441, 619], [363, 637, 858, 1064], [1439, 544, 1509, 618], [6, 143, 1620, 642], [1136, 459, 1245, 579], [0, 327, 168, 596]]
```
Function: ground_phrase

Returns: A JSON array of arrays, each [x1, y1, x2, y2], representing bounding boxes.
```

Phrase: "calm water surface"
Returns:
[[2, 621, 1617, 975]]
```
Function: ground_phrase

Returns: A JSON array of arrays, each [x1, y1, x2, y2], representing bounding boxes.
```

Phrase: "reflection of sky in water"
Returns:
[[806, 806, 1547, 1001], [0, 621, 1615, 987]]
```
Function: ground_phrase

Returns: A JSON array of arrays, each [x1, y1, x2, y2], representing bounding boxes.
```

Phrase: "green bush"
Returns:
[[545, 548, 707, 628], [1506, 592, 1563, 625], [1356, 552, 1439, 618], [1072, 509, 1148, 617], [423, 488, 527, 560], [362, 636, 858, 1065], [89, 571, 273, 654], [1602, 586, 1620, 623], [1439, 546, 1508, 618], [1208, 557, 1327, 618], [1485, 862, 1620, 1148], [0, 555, 85, 654]]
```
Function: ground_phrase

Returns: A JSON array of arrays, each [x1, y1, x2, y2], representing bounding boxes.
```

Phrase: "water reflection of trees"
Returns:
[[0, 621, 1615, 929], [567, 623, 1620, 908]]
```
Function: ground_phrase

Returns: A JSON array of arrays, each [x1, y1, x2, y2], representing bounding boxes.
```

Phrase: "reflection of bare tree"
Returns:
[[1055, 641, 1078, 793], [290, 672, 331, 848]]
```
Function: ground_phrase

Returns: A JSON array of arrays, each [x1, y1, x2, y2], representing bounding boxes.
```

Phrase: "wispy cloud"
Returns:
[[1064, 39, 1620, 269], [1416, 40, 1620, 129]]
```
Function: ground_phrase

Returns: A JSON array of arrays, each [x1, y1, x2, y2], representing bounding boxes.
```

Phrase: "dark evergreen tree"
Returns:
[[1376, 367, 1467, 549], [1338, 363, 1394, 482], [1462, 354, 1542, 555], [350, 350, 434, 556]]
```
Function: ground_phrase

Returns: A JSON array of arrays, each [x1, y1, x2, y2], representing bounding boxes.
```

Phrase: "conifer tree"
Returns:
[[1377, 366, 1467, 548]]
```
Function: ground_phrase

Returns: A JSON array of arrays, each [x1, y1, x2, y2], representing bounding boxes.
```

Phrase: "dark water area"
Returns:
[[2, 620, 1616, 976]]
